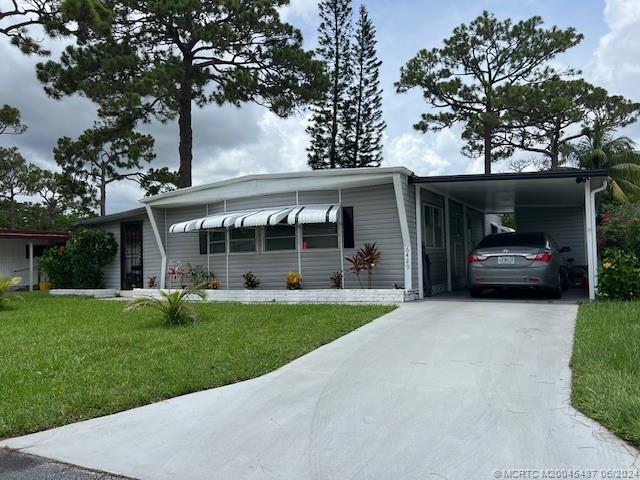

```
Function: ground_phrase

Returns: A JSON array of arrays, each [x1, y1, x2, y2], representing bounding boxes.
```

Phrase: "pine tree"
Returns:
[[343, 5, 385, 167], [307, 0, 353, 169]]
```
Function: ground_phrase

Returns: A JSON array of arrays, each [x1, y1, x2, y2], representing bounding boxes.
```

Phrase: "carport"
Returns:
[[411, 169, 608, 300]]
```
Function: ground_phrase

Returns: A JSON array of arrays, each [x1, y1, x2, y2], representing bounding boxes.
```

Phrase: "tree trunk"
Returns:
[[550, 120, 561, 170], [100, 163, 107, 217], [178, 59, 194, 187], [484, 130, 492, 174], [9, 193, 16, 229], [329, 7, 340, 169]]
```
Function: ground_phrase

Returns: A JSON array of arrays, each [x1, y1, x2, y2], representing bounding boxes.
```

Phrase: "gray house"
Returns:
[[83, 167, 608, 300]]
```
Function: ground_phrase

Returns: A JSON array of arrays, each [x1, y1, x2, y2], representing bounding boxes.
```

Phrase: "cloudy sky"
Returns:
[[1, 0, 639, 213]]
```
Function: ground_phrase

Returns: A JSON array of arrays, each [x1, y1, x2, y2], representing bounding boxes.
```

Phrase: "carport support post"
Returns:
[[393, 174, 412, 292], [29, 241, 33, 292], [584, 180, 597, 300], [145, 205, 167, 289], [415, 185, 423, 299]]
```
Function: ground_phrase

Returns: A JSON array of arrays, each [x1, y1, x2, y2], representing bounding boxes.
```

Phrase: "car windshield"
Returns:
[[477, 233, 545, 249]]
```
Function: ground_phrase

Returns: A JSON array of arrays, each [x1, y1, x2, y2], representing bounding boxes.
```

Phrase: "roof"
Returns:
[[410, 169, 608, 184], [411, 169, 608, 212], [141, 167, 413, 208], [0, 229, 70, 241], [75, 208, 147, 226]]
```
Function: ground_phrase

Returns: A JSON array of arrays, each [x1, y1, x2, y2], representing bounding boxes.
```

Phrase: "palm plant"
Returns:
[[568, 121, 640, 202], [0, 275, 21, 307], [124, 286, 206, 325]]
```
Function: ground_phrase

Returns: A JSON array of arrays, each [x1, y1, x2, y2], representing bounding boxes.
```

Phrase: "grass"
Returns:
[[571, 301, 640, 447], [0, 293, 394, 438]]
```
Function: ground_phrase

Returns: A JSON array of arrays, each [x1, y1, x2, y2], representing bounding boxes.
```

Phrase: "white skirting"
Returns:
[[131, 288, 415, 304], [50, 289, 117, 298]]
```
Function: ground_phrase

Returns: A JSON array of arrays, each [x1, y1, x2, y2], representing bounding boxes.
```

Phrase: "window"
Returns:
[[230, 227, 257, 253], [424, 204, 444, 248], [265, 225, 296, 251], [208, 230, 226, 254], [303, 223, 338, 249]]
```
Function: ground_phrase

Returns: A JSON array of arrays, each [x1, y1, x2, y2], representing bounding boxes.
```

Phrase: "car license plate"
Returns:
[[498, 256, 515, 265]]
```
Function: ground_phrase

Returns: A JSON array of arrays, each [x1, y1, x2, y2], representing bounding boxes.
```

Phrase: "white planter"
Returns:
[[50, 289, 118, 299], [131, 288, 413, 304]]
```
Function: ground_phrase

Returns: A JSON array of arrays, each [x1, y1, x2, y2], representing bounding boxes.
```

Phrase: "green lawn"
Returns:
[[0, 293, 393, 438], [571, 301, 640, 447]]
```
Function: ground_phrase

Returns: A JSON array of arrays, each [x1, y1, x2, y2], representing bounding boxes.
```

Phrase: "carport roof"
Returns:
[[410, 169, 608, 213]]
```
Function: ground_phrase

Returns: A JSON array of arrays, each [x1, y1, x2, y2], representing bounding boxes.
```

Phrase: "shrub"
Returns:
[[330, 271, 343, 289], [147, 276, 157, 288], [185, 263, 212, 287], [345, 243, 381, 289], [598, 248, 640, 300], [166, 262, 187, 288], [208, 278, 221, 290], [39, 228, 118, 288], [599, 204, 640, 258], [0, 275, 21, 308], [243, 272, 260, 289], [286, 272, 303, 290], [124, 286, 206, 325]]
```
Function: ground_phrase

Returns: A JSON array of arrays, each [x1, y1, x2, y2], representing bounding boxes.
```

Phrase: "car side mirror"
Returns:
[[560, 246, 571, 253]]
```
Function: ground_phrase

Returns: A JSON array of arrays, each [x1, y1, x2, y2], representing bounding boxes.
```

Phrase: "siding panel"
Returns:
[[515, 206, 586, 264]]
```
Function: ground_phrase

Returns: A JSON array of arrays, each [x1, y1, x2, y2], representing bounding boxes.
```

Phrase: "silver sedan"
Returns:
[[467, 232, 570, 298]]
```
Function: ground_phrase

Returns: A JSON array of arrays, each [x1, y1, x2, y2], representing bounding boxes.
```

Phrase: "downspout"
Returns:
[[145, 204, 167, 289], [589, 178, 608, 299], [392, 174, 412, 292]]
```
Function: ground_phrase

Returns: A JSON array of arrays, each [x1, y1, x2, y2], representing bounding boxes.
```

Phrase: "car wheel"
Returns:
[[469, 287, 483, 298]]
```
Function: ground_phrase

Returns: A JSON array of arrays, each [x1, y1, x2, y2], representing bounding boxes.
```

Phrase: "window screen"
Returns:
[[230, 228, 256, 253], [265, 225, 296, 251], [302, 223, 338, 249]]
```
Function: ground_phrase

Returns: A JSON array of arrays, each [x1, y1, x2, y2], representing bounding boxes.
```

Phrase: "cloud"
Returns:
[[280, 0, 320, 23], [589, 0, 640, 97], [385, 131, 457, 176]]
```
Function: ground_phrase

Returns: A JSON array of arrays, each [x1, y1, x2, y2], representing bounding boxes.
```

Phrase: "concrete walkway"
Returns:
[[3, 301, 638, 479]]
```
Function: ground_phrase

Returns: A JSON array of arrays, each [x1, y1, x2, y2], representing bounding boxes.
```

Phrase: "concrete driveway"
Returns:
[[2, 301, 638, 479]]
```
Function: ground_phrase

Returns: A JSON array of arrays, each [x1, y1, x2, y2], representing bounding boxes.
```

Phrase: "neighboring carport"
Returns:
[[411, 169, 608, 300]]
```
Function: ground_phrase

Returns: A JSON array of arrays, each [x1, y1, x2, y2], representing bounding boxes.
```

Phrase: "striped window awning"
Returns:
[[169, 205, 340, 233], [287, 205, 339, 225]]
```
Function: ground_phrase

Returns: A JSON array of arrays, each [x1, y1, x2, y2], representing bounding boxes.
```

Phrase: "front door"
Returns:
[[449, 201, 466, 289], [121, 221, 143, 290]]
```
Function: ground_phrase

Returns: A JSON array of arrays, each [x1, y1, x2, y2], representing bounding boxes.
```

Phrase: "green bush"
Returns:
[[124, 286, 206, 325], [599, 204, 640, 258], [0, 275, 22, 308], [39, 228, 118, 288], [598, 248, 640, 300]]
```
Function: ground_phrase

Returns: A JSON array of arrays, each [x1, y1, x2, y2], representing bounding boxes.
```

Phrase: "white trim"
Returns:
[[206, 204, 210, 274], [392, 174, 412, 291], [415, 186, 423, 299], [145, 205, 167, 289], [444, 196, 452, 292], [140, 167, 412, 205], [296, 191, 301, 274], [588, 178, 608, 299], [29, 241, 33, 292], [339, 188, 345, 288], [224, 200, 229, 290]]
